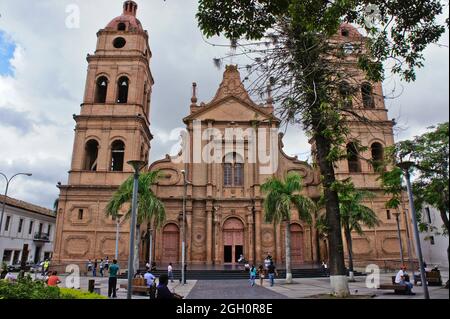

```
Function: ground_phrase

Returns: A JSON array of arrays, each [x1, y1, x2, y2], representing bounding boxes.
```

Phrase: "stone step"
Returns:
[[117, 268, 364, 280]]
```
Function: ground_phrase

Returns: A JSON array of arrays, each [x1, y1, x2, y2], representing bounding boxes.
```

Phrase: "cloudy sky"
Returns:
[[0, 1, 448, 209]]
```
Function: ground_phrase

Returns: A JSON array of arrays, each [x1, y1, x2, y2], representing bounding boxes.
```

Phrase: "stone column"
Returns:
[[213, 207, 221, 264], [255, 209, 262, 263], [206, 209, 213, 264], [186, 211, 193, 263], [246, 207, 255, 264]]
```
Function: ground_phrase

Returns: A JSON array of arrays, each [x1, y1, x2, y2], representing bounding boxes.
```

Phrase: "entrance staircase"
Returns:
[[121, 268, 364, 280]]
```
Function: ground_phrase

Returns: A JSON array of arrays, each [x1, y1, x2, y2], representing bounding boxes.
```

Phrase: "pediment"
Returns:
[[185, 96, 275, 123]]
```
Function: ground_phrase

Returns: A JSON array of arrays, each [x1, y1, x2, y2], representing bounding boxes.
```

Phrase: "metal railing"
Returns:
[[33, 232, 50, 241]]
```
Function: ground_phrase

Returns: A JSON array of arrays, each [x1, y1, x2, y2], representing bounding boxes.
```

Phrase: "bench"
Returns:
[[378, 276, 408, 294], [414, 270, 442, 286], [120, 278, 150, 295]]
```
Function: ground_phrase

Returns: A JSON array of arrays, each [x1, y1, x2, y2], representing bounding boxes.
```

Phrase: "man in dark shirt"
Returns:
[[108, 260, 120, 298], [267, 261, 278, 287], [156, 274, 183, 299]]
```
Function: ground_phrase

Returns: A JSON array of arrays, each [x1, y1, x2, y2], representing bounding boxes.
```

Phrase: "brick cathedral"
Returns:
[[53, 1, 414, 269]]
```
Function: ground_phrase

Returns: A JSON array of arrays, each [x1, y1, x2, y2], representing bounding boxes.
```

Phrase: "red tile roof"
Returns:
[[0, 195, 56, 218]]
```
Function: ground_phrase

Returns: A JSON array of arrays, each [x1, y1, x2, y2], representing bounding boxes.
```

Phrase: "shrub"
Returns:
[[60, 288, 107, 300], [0, 276, 60, 299], [0, 276, 107, 299]]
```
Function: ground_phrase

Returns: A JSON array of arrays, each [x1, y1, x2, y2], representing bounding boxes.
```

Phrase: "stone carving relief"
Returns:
[[352, 237, 373, 256], [287, 167, 314, 185], [100, 236, 124, 256], [157, 168, 182, 186], [64, 235, 91, 257], [68, 205, 91, 226], [262, 229, 274, 248], [381, 236, 402, 255]]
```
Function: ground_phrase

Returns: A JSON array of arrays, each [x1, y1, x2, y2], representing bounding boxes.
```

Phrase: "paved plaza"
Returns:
[[49, 269, 449, 300]]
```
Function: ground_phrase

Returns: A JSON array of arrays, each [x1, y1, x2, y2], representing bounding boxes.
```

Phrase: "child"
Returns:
[[249, 265, 257, 287], [258, 265, 265, 286]]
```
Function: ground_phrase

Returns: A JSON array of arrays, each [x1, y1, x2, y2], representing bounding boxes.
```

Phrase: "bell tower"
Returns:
[[332, 24, 395, 184], [53, 1, 153, 267]]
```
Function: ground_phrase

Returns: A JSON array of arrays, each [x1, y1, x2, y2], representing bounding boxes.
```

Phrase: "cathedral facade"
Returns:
[[53, 1, 414, 270]]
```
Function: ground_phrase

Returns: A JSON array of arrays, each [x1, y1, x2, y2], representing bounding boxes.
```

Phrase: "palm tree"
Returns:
[[106, 171, 166, 273], [261, 172, 315, 283], [337, 179, 379, 281], [53, 198, 59, 213]]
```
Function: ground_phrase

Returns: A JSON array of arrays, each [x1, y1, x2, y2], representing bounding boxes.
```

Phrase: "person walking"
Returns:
[[104, 257, 109, 272], [267, 261, 278, 287], [264, 255, 271, 272], [99, 259, 105, 277], [87, 259, 93, 275], [168, 263, 174, 283], [93, 259, 98, 277], [42, 259, 50, 276], [321, 261, 329, 276], [258, 265, 265, 286], [249, 265, 257, 287], [108, 259, 120, 299]]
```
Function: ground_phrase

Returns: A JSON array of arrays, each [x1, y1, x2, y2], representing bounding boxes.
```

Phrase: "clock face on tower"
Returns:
[[342, 43, 354, 55]]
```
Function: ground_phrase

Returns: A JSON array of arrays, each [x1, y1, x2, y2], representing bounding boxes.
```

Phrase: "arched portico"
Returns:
[[222, 218, 245, 265]]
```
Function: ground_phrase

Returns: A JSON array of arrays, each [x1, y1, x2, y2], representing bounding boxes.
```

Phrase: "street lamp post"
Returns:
[[126, 160, 146, 300], [393, 211, 405, 266], [181, 170, 187, 286], [148, 227, 153, 270], [0, 172, 33, 232], [401, 192, 416, 281], [397, 161, 430, 299]]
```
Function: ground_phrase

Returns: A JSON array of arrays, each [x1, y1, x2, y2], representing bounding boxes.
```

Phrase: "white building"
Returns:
[[0, 195, 56, 266], [419, 206, 449, 269]]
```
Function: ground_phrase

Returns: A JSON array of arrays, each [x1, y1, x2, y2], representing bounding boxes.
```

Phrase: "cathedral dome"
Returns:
[[106, 1, 144, 32]]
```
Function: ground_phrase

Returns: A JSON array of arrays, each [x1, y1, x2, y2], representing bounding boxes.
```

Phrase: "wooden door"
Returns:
[[290, 224, 304, 265], [223, 218, 244, 264], [161, 224, 179, 265]]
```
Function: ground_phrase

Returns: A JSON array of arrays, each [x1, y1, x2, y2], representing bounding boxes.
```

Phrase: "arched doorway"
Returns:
[[161, 224, 179, 265], [223, 218, 244, 265], [291, 224, 304, 265]]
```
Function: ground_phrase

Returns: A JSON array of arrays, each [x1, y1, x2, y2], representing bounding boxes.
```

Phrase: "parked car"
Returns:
[[7, 262, 37, 273], [7, 264, 21, 272]]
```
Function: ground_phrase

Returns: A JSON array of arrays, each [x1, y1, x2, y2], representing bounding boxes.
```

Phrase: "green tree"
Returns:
[[196, 0, 446, 296], [261, 172, 315, 283], [381, 123, 449, 279], [335, 179, 379, 281], [106, 171, 166, 271], [53, 199, 59, 214]]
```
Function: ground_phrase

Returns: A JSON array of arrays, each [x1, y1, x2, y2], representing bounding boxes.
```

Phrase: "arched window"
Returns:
[[339, 81, 352, 108], [224, 163, 233, 186], [347, 143, 361, 173], [223, 153, 244, 187], [84, 140, 99, 171], [117, 76, 129, 104], [371, 142, 384, 171], [234, 163, 243, 186], [94, 76, 108, 103], [361, 82, 375, 108], [111, 140, 125, 171], [118, 23, 126, 31]]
